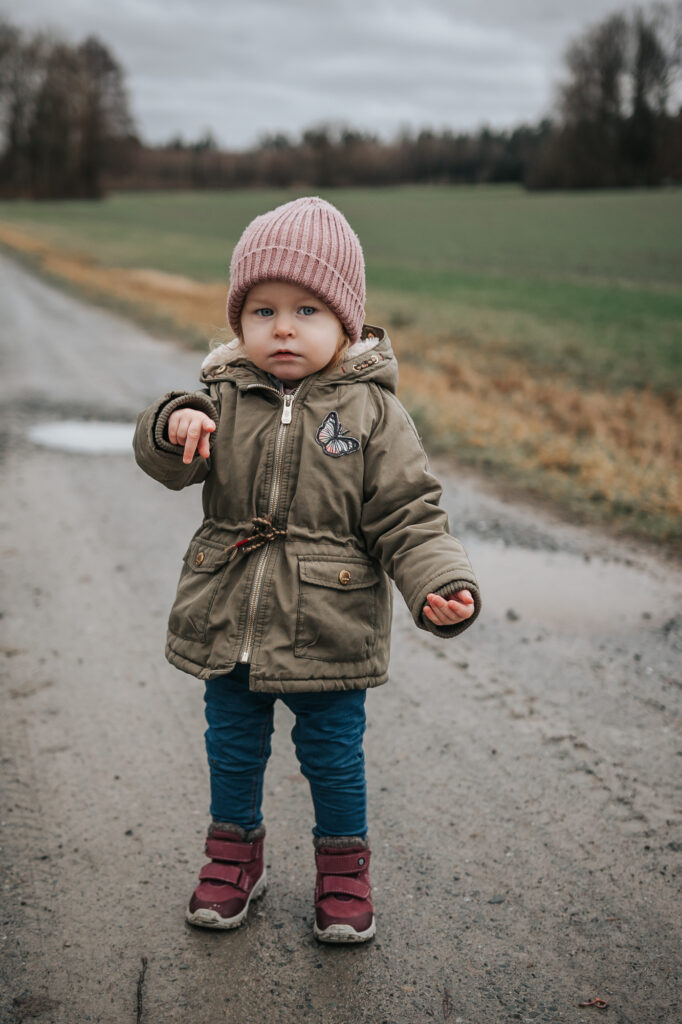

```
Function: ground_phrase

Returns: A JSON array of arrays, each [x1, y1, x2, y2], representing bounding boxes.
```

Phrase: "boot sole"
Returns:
[[313, 916, 376, 944], [186, 868, 267, 929]]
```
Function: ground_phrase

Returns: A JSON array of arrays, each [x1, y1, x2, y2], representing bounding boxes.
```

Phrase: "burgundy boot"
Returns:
[[313, 835, 376, 943], [186, 822, 266, 929]]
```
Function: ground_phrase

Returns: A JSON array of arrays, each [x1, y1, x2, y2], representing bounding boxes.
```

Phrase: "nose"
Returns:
[[273, 313, 295, 338]]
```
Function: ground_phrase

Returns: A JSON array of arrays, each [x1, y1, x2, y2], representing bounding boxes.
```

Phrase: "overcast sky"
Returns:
[[9, 0, 630, 148]]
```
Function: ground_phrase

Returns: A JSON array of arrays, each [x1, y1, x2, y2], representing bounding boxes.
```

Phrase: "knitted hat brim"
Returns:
[[228, 247, 364, 342]]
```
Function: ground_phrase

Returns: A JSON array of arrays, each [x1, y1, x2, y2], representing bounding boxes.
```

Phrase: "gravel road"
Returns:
[[1, 252, 680, 1024]]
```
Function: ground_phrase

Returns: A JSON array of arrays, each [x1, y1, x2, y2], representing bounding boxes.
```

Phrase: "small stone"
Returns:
[[506, 609, 520, 621], [488, 895, 505, 904]]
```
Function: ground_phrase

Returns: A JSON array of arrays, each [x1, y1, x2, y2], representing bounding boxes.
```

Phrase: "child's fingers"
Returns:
[[197, 428, 213, 459], [169, 410, 215, 448], [182, 419, 203, 464], [446, 601, 474, 619], [168, 413, 180, 446], [423, 603, 455, 626], [424, 592, 475, 625], [169, 409, 192, 446], [170, 411, 215, 462], [433, 590, 475, 614]]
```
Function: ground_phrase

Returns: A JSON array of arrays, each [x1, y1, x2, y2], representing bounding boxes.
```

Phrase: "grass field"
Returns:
[[1, 185, 680, 548]]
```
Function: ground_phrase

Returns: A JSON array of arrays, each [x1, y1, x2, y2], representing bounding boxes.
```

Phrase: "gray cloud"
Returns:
[[10, 0, 629, 145]]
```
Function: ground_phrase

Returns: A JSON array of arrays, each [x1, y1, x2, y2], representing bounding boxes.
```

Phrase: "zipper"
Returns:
[[239, 387, 297, 663]]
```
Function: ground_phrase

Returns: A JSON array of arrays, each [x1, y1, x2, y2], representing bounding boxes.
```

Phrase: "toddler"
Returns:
[[133, 196, 480, 943]]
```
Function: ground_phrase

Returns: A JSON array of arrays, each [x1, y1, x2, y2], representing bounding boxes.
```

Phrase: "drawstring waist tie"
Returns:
[[226, 516, 286, 562]]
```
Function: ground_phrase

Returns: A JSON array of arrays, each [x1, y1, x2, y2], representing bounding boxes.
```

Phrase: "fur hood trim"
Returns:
[[313, 834, 369, 850]]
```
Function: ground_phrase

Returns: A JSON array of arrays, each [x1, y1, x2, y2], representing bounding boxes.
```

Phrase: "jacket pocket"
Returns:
[[168, 537, 231, 642], [294, 555, 380, 662]]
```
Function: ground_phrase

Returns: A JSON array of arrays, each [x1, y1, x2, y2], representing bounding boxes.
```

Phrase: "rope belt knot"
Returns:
[[226, 515, 286, 562]]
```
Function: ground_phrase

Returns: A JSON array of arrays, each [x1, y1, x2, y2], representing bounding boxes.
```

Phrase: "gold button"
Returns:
[[338, 569, 352, 585], [195, 551, 205, 566]]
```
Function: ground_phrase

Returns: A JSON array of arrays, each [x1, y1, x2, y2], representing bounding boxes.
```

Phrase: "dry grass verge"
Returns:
[[392, 330, 680, 545], [1, 222, 679, 550]]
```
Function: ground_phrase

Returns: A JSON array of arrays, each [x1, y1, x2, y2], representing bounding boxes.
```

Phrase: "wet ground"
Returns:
[[0, 252, 680, 1024]]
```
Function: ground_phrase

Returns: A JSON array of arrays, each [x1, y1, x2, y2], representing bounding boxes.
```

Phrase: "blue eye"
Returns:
[[298, 306, 316, 316], [255, 307, 274, 317]]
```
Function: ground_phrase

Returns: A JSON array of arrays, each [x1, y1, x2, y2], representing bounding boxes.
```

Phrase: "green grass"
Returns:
[[0, 185, 680, 391]]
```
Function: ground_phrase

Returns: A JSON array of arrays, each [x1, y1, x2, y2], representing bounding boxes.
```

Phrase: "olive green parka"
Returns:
[[133, 326, 480, 692]]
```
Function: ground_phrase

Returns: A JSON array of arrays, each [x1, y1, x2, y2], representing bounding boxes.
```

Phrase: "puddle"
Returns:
[[467, 538, 675, 635], [28, 420, 135, 455]]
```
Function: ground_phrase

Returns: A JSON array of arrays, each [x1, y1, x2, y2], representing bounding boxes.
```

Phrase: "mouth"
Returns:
[[272, 349, 299, 358]]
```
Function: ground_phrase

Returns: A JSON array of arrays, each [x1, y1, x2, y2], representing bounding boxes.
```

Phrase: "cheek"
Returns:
[[241, 320, 265, 347], [327, 318, 345, 347]]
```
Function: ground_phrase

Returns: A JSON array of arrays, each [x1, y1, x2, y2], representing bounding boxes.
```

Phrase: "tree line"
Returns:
[[0, 4, 680, 199]]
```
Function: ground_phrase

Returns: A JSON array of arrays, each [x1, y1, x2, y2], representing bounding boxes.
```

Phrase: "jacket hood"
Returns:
[[200, 324, 398, 394]]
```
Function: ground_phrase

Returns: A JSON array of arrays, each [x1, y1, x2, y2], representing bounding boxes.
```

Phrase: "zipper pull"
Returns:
[[281, 394, 293, 424]]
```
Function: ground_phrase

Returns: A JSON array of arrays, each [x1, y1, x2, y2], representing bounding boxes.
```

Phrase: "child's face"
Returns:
[[240, 281, 345, 382]]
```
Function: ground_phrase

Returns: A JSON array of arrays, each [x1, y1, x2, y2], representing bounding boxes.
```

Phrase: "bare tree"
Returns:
[[0, 21, 49, 195], [0, 20, 136, 198], [77, 36, 135, 197], [28, 43, 83, 197], [561, 13, 629, 125], [530, 2, 682, 188]]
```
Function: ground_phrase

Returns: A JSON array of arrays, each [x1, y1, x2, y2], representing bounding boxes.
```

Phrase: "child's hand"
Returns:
[[167, 409, 216, 464], [423, 589, 475, 627]]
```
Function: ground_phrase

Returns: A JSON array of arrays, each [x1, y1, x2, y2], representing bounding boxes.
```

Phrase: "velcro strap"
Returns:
[[205, 837, 262, 862], [315, 850, 371, 875], [319, 875, 371, 900], [198, 862, 248, 890]]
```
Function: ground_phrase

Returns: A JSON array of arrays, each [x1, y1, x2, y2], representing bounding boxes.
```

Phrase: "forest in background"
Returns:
[[0, 3, 681, 197]]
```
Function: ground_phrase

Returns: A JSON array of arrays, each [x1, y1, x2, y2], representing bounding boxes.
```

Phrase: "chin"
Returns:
[[274, 366, 301, 378]]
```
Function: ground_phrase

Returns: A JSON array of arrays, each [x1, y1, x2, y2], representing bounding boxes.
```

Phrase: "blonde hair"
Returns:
[[329, 332, 351, 368]]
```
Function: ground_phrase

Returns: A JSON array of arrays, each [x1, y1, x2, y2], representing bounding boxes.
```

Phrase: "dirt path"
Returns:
[[1, 252, 680, 1024]]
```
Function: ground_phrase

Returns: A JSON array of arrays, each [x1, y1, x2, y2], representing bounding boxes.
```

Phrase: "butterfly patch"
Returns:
[[315, 411, 360, 458]]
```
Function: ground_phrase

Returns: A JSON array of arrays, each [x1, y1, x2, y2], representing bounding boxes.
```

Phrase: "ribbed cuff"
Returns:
[[421, 580, 481, 638], [153, 392, 219, 454]]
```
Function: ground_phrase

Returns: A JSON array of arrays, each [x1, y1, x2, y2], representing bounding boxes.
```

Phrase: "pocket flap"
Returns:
[[298, 557, 379, 591], [183, 538, 232, 573]]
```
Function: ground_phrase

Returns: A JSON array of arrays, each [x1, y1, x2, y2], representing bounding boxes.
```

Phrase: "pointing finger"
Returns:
[[183, 422, 202, 464]]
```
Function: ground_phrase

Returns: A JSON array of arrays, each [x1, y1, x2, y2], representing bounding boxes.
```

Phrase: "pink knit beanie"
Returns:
[[226, 196, 366, 342]]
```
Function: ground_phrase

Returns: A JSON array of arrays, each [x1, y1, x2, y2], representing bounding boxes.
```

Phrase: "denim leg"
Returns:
[[203, 664, 276, 831], [283, 689, 367, 839]]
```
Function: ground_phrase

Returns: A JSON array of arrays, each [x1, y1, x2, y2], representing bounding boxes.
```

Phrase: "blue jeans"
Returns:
[[204, 663, 367, 838]]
